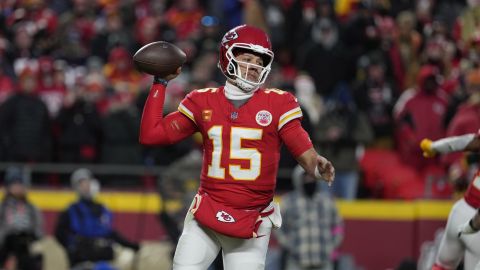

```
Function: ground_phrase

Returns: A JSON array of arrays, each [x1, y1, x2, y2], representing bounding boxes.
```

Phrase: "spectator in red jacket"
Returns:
[[393, 64, 448, 172]]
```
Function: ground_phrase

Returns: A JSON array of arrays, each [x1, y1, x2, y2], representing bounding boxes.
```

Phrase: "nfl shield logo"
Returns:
[[231, 111, 238, 120]]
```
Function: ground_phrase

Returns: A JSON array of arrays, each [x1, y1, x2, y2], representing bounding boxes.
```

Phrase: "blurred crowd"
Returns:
[[1, 0, 480, 199]]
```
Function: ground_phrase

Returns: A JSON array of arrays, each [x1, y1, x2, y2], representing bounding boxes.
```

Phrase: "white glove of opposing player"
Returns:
[[458, 219, 479, 237]]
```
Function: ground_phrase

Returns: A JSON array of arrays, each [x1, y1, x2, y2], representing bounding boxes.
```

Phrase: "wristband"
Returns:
[[153, 77, 168, 86]]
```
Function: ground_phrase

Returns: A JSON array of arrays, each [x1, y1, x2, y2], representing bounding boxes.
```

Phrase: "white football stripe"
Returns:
[[178, 103, 196, 123], [278, 107, 302, 130]]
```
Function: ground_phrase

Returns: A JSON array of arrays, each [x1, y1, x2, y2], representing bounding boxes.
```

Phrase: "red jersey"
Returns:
[[178, 87, 302, 209]]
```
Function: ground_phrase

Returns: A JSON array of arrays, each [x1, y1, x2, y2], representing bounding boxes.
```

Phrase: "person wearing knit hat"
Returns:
[[54, 168, 139, 269], [4, 166, 26, 187], [69, 168, 100, 200], [0, 166, 43, 270]]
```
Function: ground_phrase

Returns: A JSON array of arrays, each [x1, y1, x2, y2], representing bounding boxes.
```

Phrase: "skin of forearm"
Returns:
[[295, 148, 318, 177]]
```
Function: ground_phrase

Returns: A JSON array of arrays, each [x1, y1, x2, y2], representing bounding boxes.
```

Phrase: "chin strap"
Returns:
[[235, 78, 259, 93]]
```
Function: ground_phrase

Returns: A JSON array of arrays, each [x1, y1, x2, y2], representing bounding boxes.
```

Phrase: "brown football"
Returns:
[[133, 41, 187, 77]]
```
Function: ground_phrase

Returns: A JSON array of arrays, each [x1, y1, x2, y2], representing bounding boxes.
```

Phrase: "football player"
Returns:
[[139, 25, 335, 269], [421, 134, 480, 270]]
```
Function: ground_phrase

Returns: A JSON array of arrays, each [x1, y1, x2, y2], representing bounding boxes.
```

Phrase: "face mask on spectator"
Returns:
[[302, 174, 318, 198], [304, 182, 317, 197], [71, 168, 101, 199], [422, 76, 439, 94]]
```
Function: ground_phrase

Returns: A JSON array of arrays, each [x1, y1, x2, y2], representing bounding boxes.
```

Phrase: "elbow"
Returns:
[[139, 132, 155, 145], [139, 133, 170, 146], [139, 136, 158, 146], [139, 136, 152, 146]]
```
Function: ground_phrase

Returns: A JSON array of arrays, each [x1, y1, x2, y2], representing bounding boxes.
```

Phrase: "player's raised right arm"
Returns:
[[139, 77, 196, 146]]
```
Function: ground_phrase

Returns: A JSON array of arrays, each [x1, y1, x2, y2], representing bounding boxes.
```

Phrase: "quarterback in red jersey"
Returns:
[[140, 25, 334, 269], [421, 134, 480, 270]]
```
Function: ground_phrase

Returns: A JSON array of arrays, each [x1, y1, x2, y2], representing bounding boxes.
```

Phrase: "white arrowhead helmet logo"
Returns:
[[216, 211, 235, 223]]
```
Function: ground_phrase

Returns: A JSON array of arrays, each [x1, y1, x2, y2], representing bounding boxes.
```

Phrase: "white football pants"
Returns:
[[172, 203, 277, 270], [436, 198, 480, 270]]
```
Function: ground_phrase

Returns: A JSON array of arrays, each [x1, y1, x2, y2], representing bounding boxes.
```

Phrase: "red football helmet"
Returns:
[[218, 25, 274, 92]]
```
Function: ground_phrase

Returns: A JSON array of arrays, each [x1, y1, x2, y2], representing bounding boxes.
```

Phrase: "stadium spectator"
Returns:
[[164, 0, 204, 41], [0, 60, 16, 106], [0, 166, 43, 270], [0, 67, 52, 162], [54, 168, 139, 269], [392, 10, 423, 91], [314, 85, 374, 199], [100, 91, 142, 165], [454, 0, 480, 44], [294, 73, 324, 126], [55, 0, 97, 65], [134, 16, 161, 48], [37, 56, 66, 118], [422, 38, 459, 95], [5, 23, 36, 70], [343, 2, 382, 63], [353, 51, 398, 148], [394, 64, 448, 172], [275, 165, 343, 270], [90, 7, 134, 62], [103, 46, 142, 94], [285, 0, 338, 63], [55, 75, 103, 163], [299, 17, 354, 97]]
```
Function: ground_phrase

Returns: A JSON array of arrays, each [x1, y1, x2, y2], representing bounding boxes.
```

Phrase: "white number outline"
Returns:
[[207, 126, 263, 181], [207, 126, 225, 179]]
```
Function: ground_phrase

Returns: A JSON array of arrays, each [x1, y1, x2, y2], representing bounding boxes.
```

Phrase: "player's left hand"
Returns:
[[457, 219, 479, 237], [315, 155, 335, 186]]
